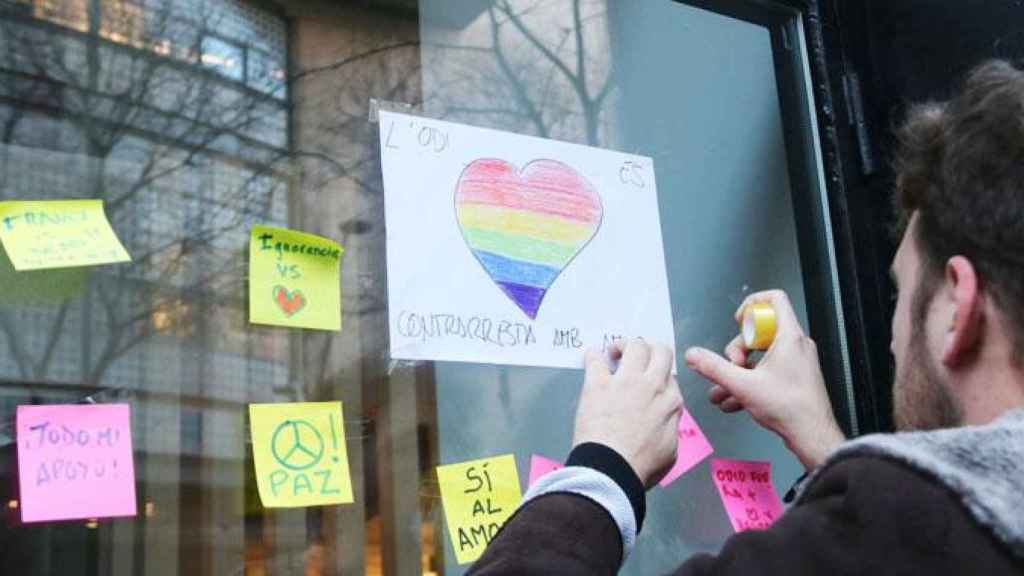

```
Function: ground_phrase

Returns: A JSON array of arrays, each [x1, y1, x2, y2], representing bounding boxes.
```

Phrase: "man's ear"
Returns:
[[941, 256, 983, 367]]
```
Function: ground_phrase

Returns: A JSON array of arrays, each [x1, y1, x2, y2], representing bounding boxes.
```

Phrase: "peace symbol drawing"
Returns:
[[270, 419, 323, 470]]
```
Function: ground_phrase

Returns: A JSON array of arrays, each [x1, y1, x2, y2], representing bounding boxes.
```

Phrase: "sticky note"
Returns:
[[659, 409, 714, 487], [437, 454, 522, 564], [249, 225, 343, 331], [0, 200, 130, 271], [527, 454, 563, 487], [16, 404, 137, 523], [710, 458, 785, 532], [249, 401, 354, 508]]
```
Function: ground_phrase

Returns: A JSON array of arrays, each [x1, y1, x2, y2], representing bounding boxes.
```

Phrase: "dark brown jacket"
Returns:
[[470, 410, 1024, 575]]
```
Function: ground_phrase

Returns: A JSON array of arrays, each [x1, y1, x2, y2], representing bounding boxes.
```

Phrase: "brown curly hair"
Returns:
[[894, 59, 1024, 363]]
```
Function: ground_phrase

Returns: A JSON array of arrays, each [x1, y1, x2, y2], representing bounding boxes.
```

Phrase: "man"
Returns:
[[468, 59, 1024, 574]]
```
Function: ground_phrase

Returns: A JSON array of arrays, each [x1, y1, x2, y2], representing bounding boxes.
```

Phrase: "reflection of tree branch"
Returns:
[[572, 0, 588, 99], [292, 41, 419, 81], [36, 301, 71, 378], [496, 1, 579, 96], [489, 7, 549, 138], [0, 311, 32, 379]]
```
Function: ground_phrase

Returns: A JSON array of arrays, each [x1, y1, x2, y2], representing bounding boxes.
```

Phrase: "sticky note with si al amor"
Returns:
[[437, 454, 522, 564]]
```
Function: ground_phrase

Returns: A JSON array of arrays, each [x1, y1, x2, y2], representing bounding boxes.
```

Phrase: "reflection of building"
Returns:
[[0, 0, 291, 426], [0, 0, 294, 573]]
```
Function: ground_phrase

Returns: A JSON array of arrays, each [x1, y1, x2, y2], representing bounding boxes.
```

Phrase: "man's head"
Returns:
[[890, 60, 1024, 431]]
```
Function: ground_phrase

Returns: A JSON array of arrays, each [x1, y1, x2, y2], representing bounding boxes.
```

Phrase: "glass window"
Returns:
[[0, 1, 852, 575]]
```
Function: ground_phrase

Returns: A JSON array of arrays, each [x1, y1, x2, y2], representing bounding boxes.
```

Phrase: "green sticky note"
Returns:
[[248, 225, 343, 331]]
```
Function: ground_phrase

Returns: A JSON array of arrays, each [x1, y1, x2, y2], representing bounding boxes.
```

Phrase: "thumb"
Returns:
[[684, 347, 753, 398], [584, 348, 610, 382]]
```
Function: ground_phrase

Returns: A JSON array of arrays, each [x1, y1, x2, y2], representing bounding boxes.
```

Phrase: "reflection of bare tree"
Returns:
[[488, 0, 615, 145], [419, 0, 615, 146], [0, 0, 290, 387]]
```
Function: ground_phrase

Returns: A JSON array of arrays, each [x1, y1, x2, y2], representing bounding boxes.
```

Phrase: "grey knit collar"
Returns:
[[801, 408, 1024, 559]]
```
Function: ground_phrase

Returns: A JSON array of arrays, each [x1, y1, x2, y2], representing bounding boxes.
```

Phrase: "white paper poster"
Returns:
[[379, 110, 675, 370]]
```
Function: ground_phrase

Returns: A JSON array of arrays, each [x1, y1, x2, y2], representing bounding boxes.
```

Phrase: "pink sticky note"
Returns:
[[659, 409, 714, 487], [528, 455, 563, 487], [17, 404, 137, 523], [710, 458, 785, 533]]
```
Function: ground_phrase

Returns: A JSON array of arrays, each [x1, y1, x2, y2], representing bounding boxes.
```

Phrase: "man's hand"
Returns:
[[573, 339, 683, 489], [684, 290, 846, 470]]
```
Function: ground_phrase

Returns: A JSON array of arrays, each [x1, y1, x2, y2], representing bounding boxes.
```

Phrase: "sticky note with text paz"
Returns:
[[249, 402, 354, 508], [0, 200, 130, 271], [437, 454, 522, 564], [249, 225, 343, 331]]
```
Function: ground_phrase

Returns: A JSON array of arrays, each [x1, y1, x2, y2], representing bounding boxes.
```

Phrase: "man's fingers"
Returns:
[[734, 290, 804, 338], [619, 338, 652, 374], [720, 397, 744, 413], [684, 347, 752, 398], [607, 339, 626, 361], [646, 344, 674, 382], [708, 384, 731, 405], [724, 334, 749, 366], [584, 348, 610, 383]]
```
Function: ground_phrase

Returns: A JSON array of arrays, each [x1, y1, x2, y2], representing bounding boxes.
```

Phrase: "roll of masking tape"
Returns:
[[741, 303, 777, 350]]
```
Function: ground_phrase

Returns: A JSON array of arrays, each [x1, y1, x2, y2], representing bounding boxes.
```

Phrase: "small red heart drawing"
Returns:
[[273, 285, 306, 317]]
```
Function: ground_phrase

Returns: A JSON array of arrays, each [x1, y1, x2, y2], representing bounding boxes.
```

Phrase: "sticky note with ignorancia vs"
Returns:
[[710, 458, 786, 533], [437, 454, 522, 565], [659, 408, 714, 487], [249, 402, 354, 508], [249, 225, 343, 331], [0, 200, 130, 271], [17, 404, 137, 523]]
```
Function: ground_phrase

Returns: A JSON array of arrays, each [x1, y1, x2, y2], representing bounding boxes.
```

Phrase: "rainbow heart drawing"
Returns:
[[455, 158, 603, 319]]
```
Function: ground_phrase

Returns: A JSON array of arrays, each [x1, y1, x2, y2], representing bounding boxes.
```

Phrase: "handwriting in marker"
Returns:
[[437, 454, 521, 565], [16, 404, 136, 523], [710, 458, 785, 532]]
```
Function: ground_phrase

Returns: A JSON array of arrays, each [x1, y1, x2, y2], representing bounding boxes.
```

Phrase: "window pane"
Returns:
[[0, 1, 847, 575]]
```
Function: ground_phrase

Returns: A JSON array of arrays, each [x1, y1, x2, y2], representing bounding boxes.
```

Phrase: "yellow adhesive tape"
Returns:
[[741, 303, 777, 350]]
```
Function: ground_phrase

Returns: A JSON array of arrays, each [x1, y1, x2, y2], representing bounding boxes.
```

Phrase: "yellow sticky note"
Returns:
[[437, 454, 522, 564], [249, 401, 354, 508], [249, 225, 343, 331], [0, 200, 130, 271]]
